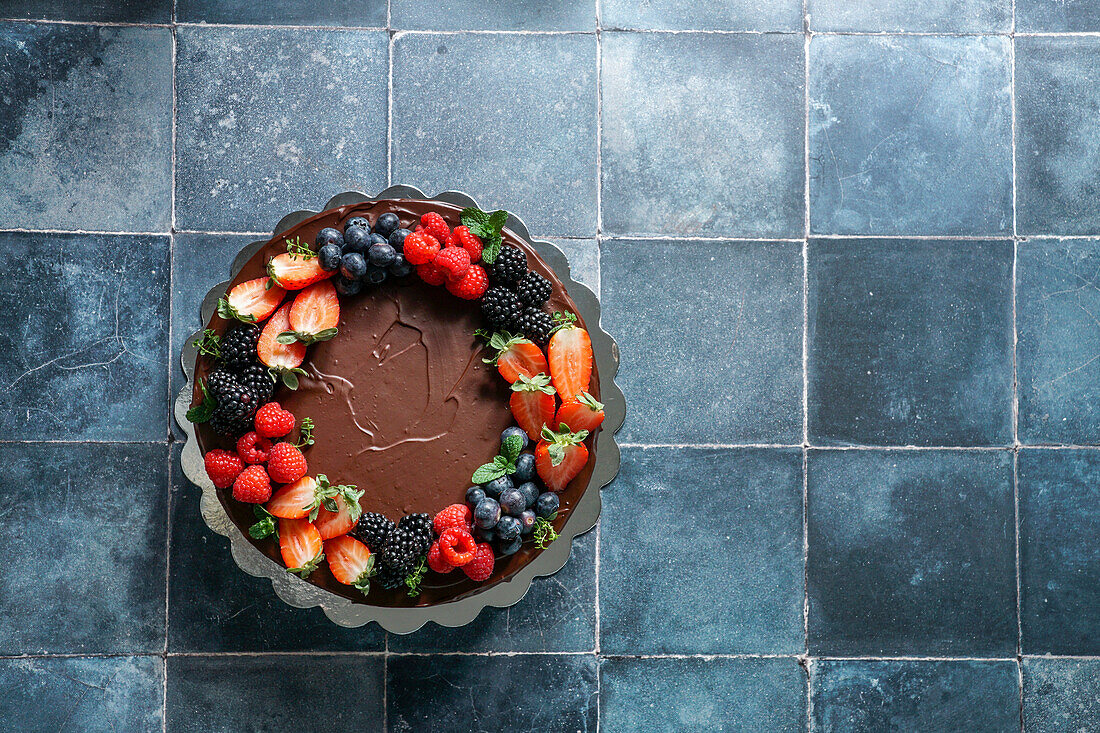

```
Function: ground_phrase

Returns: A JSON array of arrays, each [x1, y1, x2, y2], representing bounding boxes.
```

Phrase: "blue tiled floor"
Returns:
[[4, 3, 1100, 731]]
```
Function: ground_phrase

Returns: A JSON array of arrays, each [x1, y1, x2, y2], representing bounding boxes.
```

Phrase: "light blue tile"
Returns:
[[392, 0, 595, 30], [177, 0, 386, 25], [550, 238, 599, 297], [601, 32, 804, 237], [175, 26, 388, 232], [1024, 658, 1100, 731], [600, 0, 801, 30], [808, 0, 1011, 31], [810, 36, 1012, 236], [392, 33, 597, 237], [1018, 0, 1100, 31]]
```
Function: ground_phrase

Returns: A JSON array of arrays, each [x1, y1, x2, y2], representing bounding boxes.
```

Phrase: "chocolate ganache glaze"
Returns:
[[191, 199, 600, 606]]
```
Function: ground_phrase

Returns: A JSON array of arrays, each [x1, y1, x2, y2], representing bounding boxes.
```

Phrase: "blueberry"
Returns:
[[535, 492, 559, 519], [498, 536, 523, 556], [465, 486, 486, 508], [365, 265, 388, 285], [315, 227, 343, 249], [388, 227, 412, 252], [344, 216, 369, 232], [516, 481, 539, 509], [374, 212, 400, 237], [333, 276, 361, 297], [389, 253, 413, 278], [343, 225, 371, 254], [496, 515, 521, 542], [499, 489, 526, 516], [519, 510, 537, 535], [369, 232, 388, 247], [512, 453, 536, 483], [501, 426, 529, 451], [474, 498, 501, 529], [368, 242, 397, 268], [317, 243, 342, 272], [484, 475, 513, 499], [340, 252, 368, 280], [474, 526, 496, 543]]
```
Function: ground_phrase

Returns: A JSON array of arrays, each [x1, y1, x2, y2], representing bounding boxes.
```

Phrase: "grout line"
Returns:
[[387, 23, 394, 188], [594, 7, 603, 724], [802, 8, 812, 727], [0, 17, 173, 27], [166, 21, 178, 732]]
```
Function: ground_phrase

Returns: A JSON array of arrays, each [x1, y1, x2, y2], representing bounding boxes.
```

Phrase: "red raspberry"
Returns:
[[204, 449, 244, 489], [446, 264, 489, 300], [432, 503, 472, 535], [453, 226, 483, 261], [266, 442, 308, 484], [420, 211, 451, 244], [438, 527, 478, 567], [254, 402, 295, 439], [402, 232, 441, 266], [444, 233, 456, 248], [427, 541, 454, 574], [462, 542, 495, 581], [417, 262, 448, 286], [433, 246, 471, 282], [236, 431, 272, 464], [414, 224, 424, 232], [232, 464, 272, 503]]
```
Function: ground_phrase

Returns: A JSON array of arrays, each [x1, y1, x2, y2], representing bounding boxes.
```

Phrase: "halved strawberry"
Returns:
[[286, 280, 340, 345], [217, 277, 285, 323], [535, 425, 590, 492], [509, 373, 557, 440], [555, 392, 605, 433], [314, 493, 361, 541], [279, 518, 324, 577], [324, 535, 375, 593], [267, 251, 334, 291], [480, 331, 548, 384], [266, 475, 320, 519], [258, 303, 307, 387], [547, 317, 592, 401]]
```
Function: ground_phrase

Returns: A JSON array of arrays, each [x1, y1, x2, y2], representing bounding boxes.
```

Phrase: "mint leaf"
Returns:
[[487, 209, 508, 232], [186, 378, 217, 424], [249, 506, 278, 539], [472, 461, 506, 484], [501, 433, 524, 462], [461, 206, 508, 265]]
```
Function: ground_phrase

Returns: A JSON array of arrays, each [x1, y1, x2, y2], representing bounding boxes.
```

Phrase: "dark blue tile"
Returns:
[[809, 36, 1012, 236], [0, 23, 172, 231], [0, 1, 170, 22], [0, 656, 164, 732], [810, 660, 1019, 732], [0, 443, 167, 654], [167, 654, 383, 731], [387, 654, 597, 731], [807, 449, 1016, 656], [0, 232, 170, 441], [807, 238, 1014, 447], [1019, 0, 1100, 33], [1024, 658, 1100, 731], [808, 0, 1010, 31], [1017, 38, 1100, 235], [601, 447, 804, 655], [602, 239, 803, 444], [392, 0, 594, 29], [175, 27, 388, 232], [549, 238, 599, 297], [392, 33, 597, 238], [1020, 449, 1100, 655], [177, 0, 386, 25], [600, 0, 801, 30], [601, 33, 804, 237], [601, 657, 806, 733], [1018, 240, 1100, 444]]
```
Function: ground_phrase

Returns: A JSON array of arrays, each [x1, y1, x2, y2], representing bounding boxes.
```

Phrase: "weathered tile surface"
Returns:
[[600, 0, 801, 31], [808, 0, 1011, 31], [601, 32, 804, 237], [1, 0, 170, 22], [1024, 658, 1100, 731], [550, 238, 600, 297], [392, 0, 594, 30], [176, 0, 386, 26], [1018, 0, 1100, 33]]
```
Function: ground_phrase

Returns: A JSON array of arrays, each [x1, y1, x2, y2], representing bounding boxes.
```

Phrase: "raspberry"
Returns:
[[417, 262, 448, 286], [432, 503, 472, 535], [433, 246, 471, 282], [266, 442, 308, 484], [402, 232, 441, 266], [236, 431, 272, 464], [427, 541, 454, 574], [446, 264, 489, 300], [420, 211, 451, 244], [232, 464, 272, 503], [204, 449, 244, 489], [462, 542, 495, 581], [453, 225, 483, 261], [438, 527, 478, 567], [254, 402, 295, 439]]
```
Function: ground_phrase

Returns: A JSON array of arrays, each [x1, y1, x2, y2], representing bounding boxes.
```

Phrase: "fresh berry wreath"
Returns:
[[188, 205, 605, 599]]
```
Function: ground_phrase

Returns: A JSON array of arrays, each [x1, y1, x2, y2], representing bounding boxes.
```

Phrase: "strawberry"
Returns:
[[266, 475, 320, 519], [314, 494, 361, 541], [403, 232, 442, 266], [427, 541, 454, 574], [257, 303, 307, 383], [461, 542, 495, 582], [217, 277, 285, 324], [555, 392, 605, 433], [453, 225, 483, 261], [204, 449, 245, 489], [433, 246, 471, 282], [254, 401, 296, 438], [235, 431, 272, 464], [266, 442, 308, 484], [438, 527, 478, 567], [509, 373, 557, 441], [445, 264, 489, 300], [420, 211, 451, 244], [279, 518, 324, 577], [535, 425, 590, 492], [432, 503, 472, 535], [286, 280, 340, 344], [232, 464, 272, 503], [416, 261, 447, 286], [266, 251, 334, 291], [324, 535, 374, 592], [482, 331, 548, 384], [547, 317, 592, 400]]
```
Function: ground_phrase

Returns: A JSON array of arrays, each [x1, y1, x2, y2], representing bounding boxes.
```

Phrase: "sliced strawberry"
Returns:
[[258, 303, 307, 386], [481, 331, 549, 384], [535, 425, 590, 492], [218, 277, 285, 324], [324, 535, 375, 592], [279, 518, 324, 577], [314, 493, 361, 541], [509, 373, 557, 440], [266, 475, 320, 519], [287, 280, 340, 344], [267, 251, 334, 291], [547, 319, 593, 401], [555, 392, 605, 433]]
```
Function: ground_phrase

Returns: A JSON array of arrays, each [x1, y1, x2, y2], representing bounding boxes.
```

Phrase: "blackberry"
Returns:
[[515, 271, 552, 307], [237, 363, 275, 404], [480, 286, 523, 330], [379, 526, 421, 575], [208, 409, 251, 438], [220, 325, 260, 369], [398, 513, 433, 555], [206, 369, 259, 435], [491, 245, 527, 285], [354, 512, 394, 552], [512, 307, 554, 345], [375, 565, 405, 590], [206, 368, 237, 398]]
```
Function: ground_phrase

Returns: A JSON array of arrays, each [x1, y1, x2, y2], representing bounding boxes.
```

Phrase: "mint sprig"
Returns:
[[533, 517, 558, 549], [405, 556, 428, 598], [293, 417, 315, 449], [461, 207, 509, 264], [194, 329, 221, 359], [185, 378, 217, 424], [471, 430, 527, 483], [249, 505, 278, 539], [285, 235, 315, 260]]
